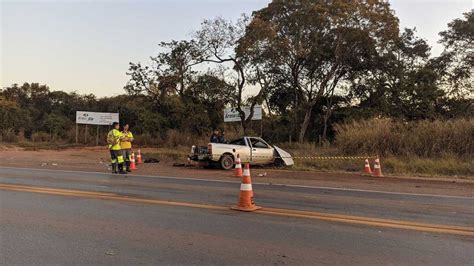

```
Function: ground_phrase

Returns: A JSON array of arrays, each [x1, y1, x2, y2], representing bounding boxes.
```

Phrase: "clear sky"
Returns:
[[1, 0, 472, 97]]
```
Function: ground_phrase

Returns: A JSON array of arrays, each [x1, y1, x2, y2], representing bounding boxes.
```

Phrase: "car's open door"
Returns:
[[249, 137, 274, 164]]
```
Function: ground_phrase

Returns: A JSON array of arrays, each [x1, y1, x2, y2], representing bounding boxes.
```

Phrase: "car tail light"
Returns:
[[207, 144, 212, 154]]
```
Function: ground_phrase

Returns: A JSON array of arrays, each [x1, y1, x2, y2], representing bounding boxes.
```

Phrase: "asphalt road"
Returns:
[[0, 166, 473, 265]]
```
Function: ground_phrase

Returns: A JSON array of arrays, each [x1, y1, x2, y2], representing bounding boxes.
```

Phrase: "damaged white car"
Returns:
[[189, 136, 294, 170]]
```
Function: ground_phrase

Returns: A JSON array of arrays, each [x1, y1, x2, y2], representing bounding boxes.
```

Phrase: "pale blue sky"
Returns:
[[1, 0, 472, 97]]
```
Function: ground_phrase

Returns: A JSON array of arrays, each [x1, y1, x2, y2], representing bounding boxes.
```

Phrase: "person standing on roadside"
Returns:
[[121, 124, 134, 172], [106, 122, 127, 174], [210, 129, 220, 143], [219, 130, 226, 143]]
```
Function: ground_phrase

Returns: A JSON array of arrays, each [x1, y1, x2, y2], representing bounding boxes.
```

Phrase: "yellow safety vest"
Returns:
[[121, 131, 134, 149], [107, 129, 122, 150]]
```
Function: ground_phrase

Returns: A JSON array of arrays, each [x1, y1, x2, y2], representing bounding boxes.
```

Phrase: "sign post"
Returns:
[[96, 125, 99, 146], [75, 124, 78, 144], [75, 111, 119, 146], [84, 125, 88, 144]]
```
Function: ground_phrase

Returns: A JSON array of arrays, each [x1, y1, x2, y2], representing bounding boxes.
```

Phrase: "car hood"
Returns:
[[274, 146, 294, 166]]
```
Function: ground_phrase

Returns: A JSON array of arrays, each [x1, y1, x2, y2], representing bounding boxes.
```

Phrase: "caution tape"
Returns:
[[291, 156, 377, 160], [248, 155, 378, 160]]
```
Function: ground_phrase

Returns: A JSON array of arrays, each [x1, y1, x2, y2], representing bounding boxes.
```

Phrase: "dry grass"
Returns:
[[334, 118, 473, 157], [3, 140, 472, 178], [133, 130, 208, 147], [3, 118, 472, 178], [143, 146, 190, 161], [291, 155, 473, 178], [382, 156, 473, 177], [148, 144, 473, 178]]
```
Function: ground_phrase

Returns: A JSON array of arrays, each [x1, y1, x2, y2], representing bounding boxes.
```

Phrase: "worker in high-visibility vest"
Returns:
[[121, 124, 134, 172], [107, 122, 126, 174]]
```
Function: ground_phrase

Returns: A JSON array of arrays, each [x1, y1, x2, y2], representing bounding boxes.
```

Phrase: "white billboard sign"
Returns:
[[76, 111, 119, 125], [224, 106, 262, 122]]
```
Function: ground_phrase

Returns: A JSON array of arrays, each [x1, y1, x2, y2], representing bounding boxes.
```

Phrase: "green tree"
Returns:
[[0, 96, 31, 134], [43, 113, 71, 139], [194, 15, 266, 134], [125, 40, 200, 99], [240, 0, 400, 142], [152, 40, 200, 96], [437, 10, 473, 97], [350, 28, 445, 119], [186, 73, 234, 129]]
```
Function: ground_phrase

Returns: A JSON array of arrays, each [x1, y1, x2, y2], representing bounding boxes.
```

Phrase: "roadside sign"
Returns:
[[75, 111, 119, 125], [224, 106, 262, 122]]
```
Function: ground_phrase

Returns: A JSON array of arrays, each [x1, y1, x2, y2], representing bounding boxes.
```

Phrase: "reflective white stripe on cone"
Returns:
[[234, 154, 243, 177], [364, 158, 372, 174], [372, 158, 383, 177]]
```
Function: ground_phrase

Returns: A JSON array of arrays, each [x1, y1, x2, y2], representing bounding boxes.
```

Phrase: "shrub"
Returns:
[[134, 133, 162, 146], [1, 128, 18, 142], [31, 132, 51, 142], [163, 129, 198, 148]]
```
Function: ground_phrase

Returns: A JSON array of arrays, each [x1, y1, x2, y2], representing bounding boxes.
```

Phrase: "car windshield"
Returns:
[[229, 138, 247, 146]]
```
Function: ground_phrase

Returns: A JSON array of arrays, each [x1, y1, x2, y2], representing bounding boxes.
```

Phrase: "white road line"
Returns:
[[262, 183, 474, 200], [0, 166, 472, 200]]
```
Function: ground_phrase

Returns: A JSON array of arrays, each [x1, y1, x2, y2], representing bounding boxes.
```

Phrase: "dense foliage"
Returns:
[[1, 2, 472, 145]]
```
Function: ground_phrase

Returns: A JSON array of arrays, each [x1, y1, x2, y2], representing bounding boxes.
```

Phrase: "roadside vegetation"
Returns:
[[334, 118, 473, 157], [1, 1, 472, 178]]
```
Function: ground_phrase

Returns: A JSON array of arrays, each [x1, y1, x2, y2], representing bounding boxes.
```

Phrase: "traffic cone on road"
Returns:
[[372, 158, 383, 177], [363, 158, 372, 174], [234, 154, 243, 177], [136, 149, 143, 164], [231, 163, 261, 212], [130, 152, 137, 170]]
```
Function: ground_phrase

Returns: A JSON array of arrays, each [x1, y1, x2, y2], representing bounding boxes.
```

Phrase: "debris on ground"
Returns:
[[41, 162, 48, 167], [51, 163, 58, 166], [173, 161, 195, 167], [144, 158, 160, 163], [105, 250, 116, 256], [258, 172, 267, 177]]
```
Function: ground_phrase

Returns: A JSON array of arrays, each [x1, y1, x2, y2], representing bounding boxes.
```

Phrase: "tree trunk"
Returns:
[[322, 115, 330, 146], [322, 118, 329, 143], [241, 120, 248, 135], [322, 110, 331, 144], [298, 104, 314, 143]]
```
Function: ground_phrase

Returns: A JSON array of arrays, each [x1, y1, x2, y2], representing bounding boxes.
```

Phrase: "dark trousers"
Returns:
[[122, 149, 131, 170], [122, 149, 131, 162], [109, 149, 124, 172]]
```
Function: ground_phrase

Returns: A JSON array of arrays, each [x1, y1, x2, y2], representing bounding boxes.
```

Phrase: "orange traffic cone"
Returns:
[[372, 158, 383, 177], [130, 152, 137, 170], [234, 154, 243, 177], [363, 158, 372, 174], [136, 149, 143, 164], [231, 163, 261, 212]]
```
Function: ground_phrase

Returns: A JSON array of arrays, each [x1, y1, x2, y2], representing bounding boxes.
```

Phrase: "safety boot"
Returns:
[[125, 161, 131, 172], [111, 163, 118, 174], [118, 163, 127, 175]]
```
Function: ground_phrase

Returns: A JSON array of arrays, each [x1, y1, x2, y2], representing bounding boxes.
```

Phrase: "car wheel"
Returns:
[[220, 154, 234, 170]]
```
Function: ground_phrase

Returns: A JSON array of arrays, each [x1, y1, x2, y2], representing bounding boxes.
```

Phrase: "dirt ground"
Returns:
[[2, 146, 473, 197]]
